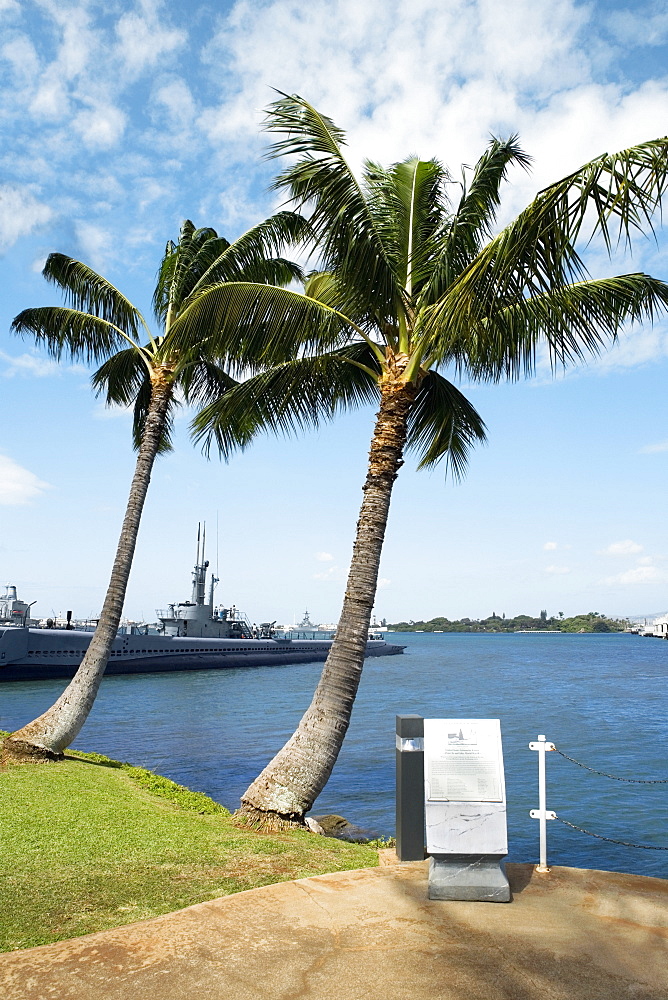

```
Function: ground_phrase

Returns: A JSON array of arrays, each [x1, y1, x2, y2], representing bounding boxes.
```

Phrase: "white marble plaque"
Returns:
[[426, 720, 503, 802], [424, 719, 508, 856]]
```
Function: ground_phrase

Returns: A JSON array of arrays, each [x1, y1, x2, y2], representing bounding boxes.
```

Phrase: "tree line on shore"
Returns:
[[387, 611, 627, 633], [3, 93, 667, 831]]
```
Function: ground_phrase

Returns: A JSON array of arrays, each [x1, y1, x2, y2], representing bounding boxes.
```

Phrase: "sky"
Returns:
[[1, 0, 668, 626]]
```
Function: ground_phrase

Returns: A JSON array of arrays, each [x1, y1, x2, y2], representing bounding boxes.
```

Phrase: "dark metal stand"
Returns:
[[395, 714, 425, 861]]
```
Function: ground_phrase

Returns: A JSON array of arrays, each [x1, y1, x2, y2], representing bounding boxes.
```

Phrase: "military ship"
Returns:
[[0, 532, 404, 681]]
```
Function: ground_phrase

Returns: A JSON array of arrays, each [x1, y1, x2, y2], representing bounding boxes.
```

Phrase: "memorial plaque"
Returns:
[[423, 718, 509, 901], [426, 720, 504, 802]]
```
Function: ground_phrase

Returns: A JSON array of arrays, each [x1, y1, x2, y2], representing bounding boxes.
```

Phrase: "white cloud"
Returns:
[[0, 454, 50, 505], [605, 565, 664, 585], [92, 401, 134, 421], [534, 320, 668, 380], [313, 565, 340, 581], [73, 104, 127, 149], [0, 351, 86, 378], [589, 325, 668, 373], [377, 577, 391, 588], [315, 552, 334, 561], [153, 78, 196, 130], [0, 185, 52, 252], [607, 5, 668, 47], [600, 540, 643, 556], [0, 33, 40, 88], [29, 76, 69, 119], [543, 541, 558, 550], [640, 440, 668, 454], [115, 4, 186, 78], [545, 565, 570, 574], [313, 566, 345, 583], [202, 0, 668, 207], [74, 220, 112, 271], [203, 0, 593, 164]]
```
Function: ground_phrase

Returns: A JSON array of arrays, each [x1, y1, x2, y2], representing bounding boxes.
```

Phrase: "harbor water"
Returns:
[[1, 632, 666, 877]]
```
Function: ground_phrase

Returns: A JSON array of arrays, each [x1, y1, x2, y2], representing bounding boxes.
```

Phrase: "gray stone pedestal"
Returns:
[[428, 854, 511, 902]]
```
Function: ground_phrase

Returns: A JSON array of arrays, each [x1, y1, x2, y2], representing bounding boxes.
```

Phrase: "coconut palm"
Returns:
[[190, 95, 668, 828], [2, 214, 307, 764]]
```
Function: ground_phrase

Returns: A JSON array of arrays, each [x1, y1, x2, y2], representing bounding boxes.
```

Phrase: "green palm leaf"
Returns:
[[431, 273, 668, 378], [407, 371, 487, 474], [265, 93, 399, 322], [179, 358, 239, 407], [170, 282, 354, 371], [378, 157, 449, 296], [11, 306, 142, 364], [187, 212, 310, 296], [91, 347, 147, 405], [43, 254, 146, 338], [454, 136, 531, 242], [422, 137, 531, 305], [153, 221, 225, 323], [539, 139, 668, 250], [427, 138, 668, 351], [193, 343, 381, 459]]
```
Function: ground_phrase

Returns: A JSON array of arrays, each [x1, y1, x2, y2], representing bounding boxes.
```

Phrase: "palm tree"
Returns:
[[190, 95, 668, 828], [2, 214, 306, 764]]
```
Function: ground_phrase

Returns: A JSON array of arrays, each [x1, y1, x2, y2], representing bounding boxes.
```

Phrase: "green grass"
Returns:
[[0, 742, 378, 952]]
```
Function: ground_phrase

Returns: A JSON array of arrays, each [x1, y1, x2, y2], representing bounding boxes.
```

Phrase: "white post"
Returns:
[[529, 734, 556, 873]]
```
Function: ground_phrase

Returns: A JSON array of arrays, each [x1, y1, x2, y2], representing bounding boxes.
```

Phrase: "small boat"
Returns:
[[0, 533, 405, 682]]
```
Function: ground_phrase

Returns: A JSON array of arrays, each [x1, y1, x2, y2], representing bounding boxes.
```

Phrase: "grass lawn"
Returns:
[[0, 745, 378, 952]]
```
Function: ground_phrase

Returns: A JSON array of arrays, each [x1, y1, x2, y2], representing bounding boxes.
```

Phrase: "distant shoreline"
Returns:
[[385, 611, 627, 634], [386, 628, 624, 634]]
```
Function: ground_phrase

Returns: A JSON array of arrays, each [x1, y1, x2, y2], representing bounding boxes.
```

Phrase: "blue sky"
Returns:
[[1, 0, 668, 625]]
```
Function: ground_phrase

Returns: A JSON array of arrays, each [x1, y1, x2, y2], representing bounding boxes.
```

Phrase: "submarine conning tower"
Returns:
[[156, 525, 253, 639]]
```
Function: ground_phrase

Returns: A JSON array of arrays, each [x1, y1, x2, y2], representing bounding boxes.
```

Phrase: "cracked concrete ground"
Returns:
[[2, 861, 667, 1000]]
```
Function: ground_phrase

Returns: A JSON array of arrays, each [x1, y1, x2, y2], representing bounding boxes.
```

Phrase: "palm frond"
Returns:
[[153, 239, 179, 325], [537, 138, 668, 251], [11, 307, 142, 365], [422, 137, 531, 304], [433, 273, 668, 379], [304, 270, 383, 338], [426, 138, 668, 350], [179, 358, 239, 407], [169, 282, 355, 372], [154, 221, 231, 325], [91, 347, 147, 405], [377, 157, 450, 297], [456, 136, 531, 241], [188, 212, 310, 295], [406, 371, 487, 474], [192, 343, 381, 459], [264, 93, 399, 323], [42, 254, 145, 339]]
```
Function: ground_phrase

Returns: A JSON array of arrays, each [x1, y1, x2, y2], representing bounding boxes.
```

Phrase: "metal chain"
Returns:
[[555, 815, 668, 850], [552, 747, 668, 783]]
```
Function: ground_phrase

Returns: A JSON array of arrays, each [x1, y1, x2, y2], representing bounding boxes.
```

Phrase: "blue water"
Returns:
[[1, 632, 666, 877]]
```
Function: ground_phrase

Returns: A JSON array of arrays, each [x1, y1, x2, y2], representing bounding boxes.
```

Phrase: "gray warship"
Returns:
[[0, 533, 405, 682]]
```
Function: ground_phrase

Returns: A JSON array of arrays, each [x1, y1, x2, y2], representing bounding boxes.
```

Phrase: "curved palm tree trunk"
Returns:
[[2, 372, 173, 764], [239, 363, 417, 826]]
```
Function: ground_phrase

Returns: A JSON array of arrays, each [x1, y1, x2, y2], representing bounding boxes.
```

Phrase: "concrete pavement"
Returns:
[[2, 859, 667, 1000]]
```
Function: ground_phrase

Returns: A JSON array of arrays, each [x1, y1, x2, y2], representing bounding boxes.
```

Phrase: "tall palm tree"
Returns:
[[190, 96, 668, 828], [2, 214, 307, 764]]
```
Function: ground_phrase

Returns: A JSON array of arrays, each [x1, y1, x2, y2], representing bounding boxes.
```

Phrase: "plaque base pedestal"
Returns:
[[428, 854, 511, 902]]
